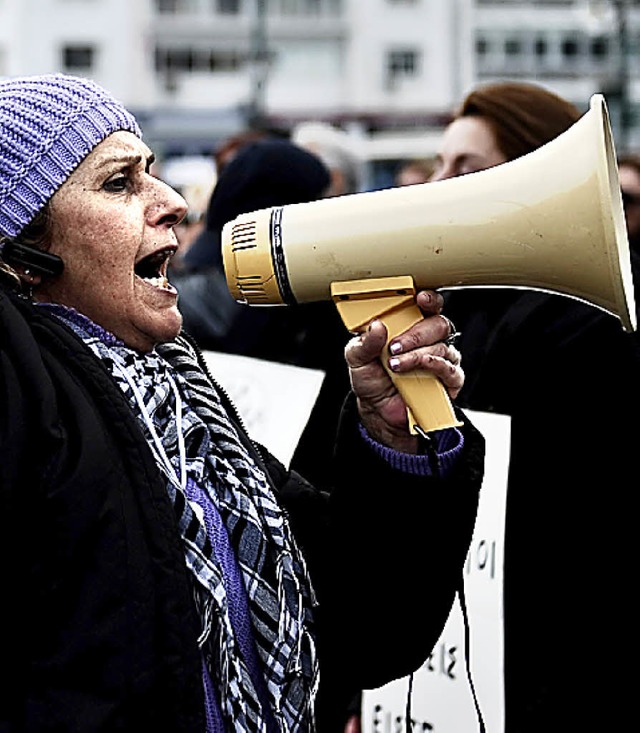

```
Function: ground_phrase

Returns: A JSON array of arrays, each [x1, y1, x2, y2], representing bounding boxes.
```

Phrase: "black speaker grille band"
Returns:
[[270, 207, 296, 304]]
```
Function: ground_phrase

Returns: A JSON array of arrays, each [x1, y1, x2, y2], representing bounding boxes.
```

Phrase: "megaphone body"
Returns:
[[222, 94, 636, 433]]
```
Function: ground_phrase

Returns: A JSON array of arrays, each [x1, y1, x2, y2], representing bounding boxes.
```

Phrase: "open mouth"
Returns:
[[135, 247, 175, 290]]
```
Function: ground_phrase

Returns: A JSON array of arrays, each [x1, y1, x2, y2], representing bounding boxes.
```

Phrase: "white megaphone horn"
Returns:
[[222, 94, 636, 435]]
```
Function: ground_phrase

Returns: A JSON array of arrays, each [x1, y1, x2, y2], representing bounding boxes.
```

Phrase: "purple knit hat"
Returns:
[[0, 73, 142, 238]]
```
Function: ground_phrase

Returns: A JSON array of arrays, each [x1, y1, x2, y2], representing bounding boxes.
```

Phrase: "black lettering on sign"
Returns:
[[426, 642, 457, 680], [465, 538, 497, 579], [371, 704, 434, 732]]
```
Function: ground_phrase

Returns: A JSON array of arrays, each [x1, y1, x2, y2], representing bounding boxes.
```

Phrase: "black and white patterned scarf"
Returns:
[[47, 307, 319, 732]]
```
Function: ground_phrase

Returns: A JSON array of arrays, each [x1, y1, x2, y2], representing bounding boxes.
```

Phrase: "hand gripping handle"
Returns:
[[331, 276, 463, 434]]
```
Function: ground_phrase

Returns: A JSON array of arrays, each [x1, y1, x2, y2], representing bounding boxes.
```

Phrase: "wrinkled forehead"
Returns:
[[59, 131, 153, 185]]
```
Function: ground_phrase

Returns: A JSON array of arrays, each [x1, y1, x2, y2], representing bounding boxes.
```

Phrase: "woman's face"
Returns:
[[618, 163, 640, 252], [430, 116, 508, 182], [36, 131, 188, 352]]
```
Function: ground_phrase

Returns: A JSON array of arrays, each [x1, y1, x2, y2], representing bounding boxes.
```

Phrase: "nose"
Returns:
[[148, 177, 189, 228], [429, 163, 455, 183]]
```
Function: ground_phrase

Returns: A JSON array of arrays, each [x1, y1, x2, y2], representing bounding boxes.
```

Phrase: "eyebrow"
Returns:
[[436, 152, 487, 171], [92, 152, 155, 171]]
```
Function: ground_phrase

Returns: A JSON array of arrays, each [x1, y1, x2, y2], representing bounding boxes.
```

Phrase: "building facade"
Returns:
[[0, 0, 638, 174]]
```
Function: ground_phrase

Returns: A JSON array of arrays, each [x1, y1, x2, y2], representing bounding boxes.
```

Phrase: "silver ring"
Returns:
[[443, 316, 461, 346]]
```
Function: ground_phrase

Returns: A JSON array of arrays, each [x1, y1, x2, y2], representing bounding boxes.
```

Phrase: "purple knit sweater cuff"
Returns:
[[358, 423, 464, 477]]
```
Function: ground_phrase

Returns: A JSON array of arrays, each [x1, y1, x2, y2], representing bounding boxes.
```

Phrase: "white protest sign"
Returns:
[[362, 409, 511, 733], [201, 350, 325, 468]]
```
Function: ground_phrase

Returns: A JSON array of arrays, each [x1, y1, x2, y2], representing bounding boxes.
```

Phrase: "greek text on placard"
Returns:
[[465, 538, 497, 579], [370, 704, 434, 733], [426, 642, 457, 680]]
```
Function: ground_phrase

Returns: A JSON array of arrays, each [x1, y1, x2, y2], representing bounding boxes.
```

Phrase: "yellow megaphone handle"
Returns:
[[331, 276, 463, 434]]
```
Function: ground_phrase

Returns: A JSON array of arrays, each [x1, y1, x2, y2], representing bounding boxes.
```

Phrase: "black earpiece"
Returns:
[[2, 240, 64, 277]]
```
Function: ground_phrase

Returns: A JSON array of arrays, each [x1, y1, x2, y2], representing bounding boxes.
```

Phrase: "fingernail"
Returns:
[[389, 357, 400, 371], [389, 341, 402, 355]]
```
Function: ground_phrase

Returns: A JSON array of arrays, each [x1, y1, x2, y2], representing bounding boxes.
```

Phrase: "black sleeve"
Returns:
[[265, 394, 483, 712]]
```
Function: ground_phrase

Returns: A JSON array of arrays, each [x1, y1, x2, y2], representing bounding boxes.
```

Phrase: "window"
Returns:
[[590, 35, 609, 60], [561, 37, 579, 59], [270, 0, 342, 15], [155, 45, 244, 74], [155, 0, 198, 12], [477, 0, 572, 4], [505, 38, 522, 56], [534, 37, 548, 58], [156, 0, 179, 11], [387, 49, 419, 81], [476, 37, 490, 57], [62, 45, 95, 71], [216, 0, 240, 13]]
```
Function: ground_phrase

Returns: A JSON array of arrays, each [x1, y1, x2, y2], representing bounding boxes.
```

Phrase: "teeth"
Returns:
[[145, 275, 170, 289]]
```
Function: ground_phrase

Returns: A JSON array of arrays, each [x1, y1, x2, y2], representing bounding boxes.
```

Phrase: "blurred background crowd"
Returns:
[[3, 0, 639, 200]]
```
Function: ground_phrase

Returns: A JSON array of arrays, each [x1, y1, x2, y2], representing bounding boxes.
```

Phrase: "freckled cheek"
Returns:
[[70, 217, 136, 273], [50, 193, 141, 274]]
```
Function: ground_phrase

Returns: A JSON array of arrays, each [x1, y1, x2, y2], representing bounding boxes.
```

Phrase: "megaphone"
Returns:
[[222, 94, 636, 434]]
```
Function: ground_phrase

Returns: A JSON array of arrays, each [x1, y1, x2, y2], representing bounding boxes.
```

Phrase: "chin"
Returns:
[[127, 312, 184, 353], [153, 314, 183, 347]]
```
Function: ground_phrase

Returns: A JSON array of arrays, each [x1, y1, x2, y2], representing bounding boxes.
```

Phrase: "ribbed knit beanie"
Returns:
[[0, 73, 142, 238]]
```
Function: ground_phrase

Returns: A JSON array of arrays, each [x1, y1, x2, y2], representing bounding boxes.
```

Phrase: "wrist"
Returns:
[[358, 422, 464, 477]]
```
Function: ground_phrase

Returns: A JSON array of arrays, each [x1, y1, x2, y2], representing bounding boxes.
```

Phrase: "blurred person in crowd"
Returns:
[[158, 155, 217, 261], [291, 120, 364, 196], [171, 138, 359, 494], [394, 156, 435, 187], [618, 153, 640, 256], [173, 196, 208, 256], [617, 154, 640, 327], [168, 129, 282, 273], [214, 129, 275, 176], [0, 72, 485, 733], [427, 80, 640, 732]]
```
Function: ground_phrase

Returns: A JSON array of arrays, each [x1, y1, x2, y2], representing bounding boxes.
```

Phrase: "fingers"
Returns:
[[344, 290, 463, 450], [386, 294, 464, 399], [344, 291, 450, 368], [344, 289, 461, 380], [345, 312, 464, 401], [388, 341, 464, 399], [388, 312, 453, 357], [416, 289, 445, 315], [390, 340, 461, 368], [344, 319, 388, 370]]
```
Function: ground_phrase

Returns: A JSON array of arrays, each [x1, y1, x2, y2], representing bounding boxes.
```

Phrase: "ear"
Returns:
[[19, 267, 43, 288], [1, 240, 64, 277]]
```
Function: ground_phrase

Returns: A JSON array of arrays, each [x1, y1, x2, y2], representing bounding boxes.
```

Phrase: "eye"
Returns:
[[103, 173, 132, 193]]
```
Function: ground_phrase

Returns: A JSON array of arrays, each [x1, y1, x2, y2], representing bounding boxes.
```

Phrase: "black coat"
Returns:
[[444, 287, 640, 732], [0, 289, 483, 732]]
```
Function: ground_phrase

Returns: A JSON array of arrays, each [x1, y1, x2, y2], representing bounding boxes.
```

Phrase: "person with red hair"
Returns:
[[431, 81, 640, 732]]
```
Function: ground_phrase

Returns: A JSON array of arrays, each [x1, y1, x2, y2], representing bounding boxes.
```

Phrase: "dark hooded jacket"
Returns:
[[443, 285, 640, 732], [0, 287, 484, 732], [171, 138, 354, 493]]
